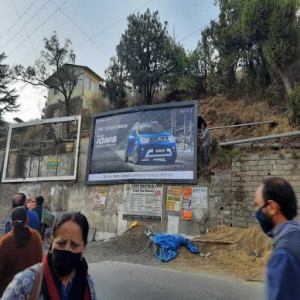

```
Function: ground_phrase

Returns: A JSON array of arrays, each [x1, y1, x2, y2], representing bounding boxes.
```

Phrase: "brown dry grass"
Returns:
[[165, 225, 272, 281], [199, 97, 297, 143]]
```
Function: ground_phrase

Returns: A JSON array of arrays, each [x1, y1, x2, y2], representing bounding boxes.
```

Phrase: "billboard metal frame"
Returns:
[[86, 100, 198, 185], [1, 115, 81, 183]]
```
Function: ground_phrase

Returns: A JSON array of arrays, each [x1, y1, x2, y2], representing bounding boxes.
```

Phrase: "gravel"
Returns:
[[85, 226, 160, 266]]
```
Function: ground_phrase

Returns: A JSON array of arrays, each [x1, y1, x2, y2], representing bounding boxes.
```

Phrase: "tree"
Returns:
[[115, 9, 185, 105], [13, 32, 77, 116], [104, 57, 127, 109], [242, 0, 300, 94], [0, 52, 18, 120], [208, 0, 247, 95]]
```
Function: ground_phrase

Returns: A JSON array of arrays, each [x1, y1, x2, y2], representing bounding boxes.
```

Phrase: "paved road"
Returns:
[[89, 261, 263, 300], [91, 149, 194, 173]]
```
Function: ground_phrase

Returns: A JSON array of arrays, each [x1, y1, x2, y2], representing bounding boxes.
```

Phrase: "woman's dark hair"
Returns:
[[263, 177, 298, 220], [35, 196, 44, 206], [53, 212, 89, 245], [12, 207, 31, 248]]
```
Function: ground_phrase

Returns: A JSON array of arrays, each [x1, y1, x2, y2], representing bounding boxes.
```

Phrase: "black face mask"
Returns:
[[255, 206, 274, 235], [52, 249, 81, 277]]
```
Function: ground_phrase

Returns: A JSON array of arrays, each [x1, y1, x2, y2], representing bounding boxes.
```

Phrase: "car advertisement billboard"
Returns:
[[86, 100, 198, 184]]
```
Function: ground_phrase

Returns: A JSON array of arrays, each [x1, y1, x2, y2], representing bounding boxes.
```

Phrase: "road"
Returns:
[[91, 148, 194, 173], [89, 261, 263, 300]]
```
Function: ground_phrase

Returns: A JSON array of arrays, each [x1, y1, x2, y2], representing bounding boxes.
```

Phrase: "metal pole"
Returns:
[[220, 131, 300, 146], [209, 121, 277, 131]]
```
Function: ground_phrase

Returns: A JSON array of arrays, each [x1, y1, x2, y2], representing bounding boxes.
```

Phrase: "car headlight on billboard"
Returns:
[[140, 137, 150, 144], [169, 136, 175, 142]]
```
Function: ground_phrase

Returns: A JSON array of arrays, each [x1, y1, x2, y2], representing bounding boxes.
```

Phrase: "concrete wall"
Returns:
[[1, 139, 300, 239]]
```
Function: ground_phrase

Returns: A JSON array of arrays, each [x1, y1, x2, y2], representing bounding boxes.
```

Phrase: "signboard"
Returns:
[[45, 158, 59, 174], [93, 186, 107, 210], [182, 187, 193, 221], [123, 184, 163, 221], [166, 186, 182, 215], [86, 100, 198, 184]]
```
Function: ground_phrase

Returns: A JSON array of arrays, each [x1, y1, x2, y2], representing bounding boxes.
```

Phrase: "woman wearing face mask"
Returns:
[[2, 211, 97, 300]]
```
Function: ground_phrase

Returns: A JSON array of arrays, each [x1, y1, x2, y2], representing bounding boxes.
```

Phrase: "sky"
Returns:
[[0, 0, 219, 122]]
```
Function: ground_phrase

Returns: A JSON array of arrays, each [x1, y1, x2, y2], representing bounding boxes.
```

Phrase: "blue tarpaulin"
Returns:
[[151, 233, 199, 262]]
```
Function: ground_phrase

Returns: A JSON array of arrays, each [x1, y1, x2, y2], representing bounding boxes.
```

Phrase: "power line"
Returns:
[[50, 0, 109, 58], [0, 0, 38, 42], [75, 0, 155, 50], [178, 18, 218, 43], [10, 0, 38, 55], [1, 0, 51, 51], [8, 0, 68, 56]]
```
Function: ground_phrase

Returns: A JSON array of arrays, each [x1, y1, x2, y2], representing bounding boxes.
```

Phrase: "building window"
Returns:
[[54, 88, 59, 95]]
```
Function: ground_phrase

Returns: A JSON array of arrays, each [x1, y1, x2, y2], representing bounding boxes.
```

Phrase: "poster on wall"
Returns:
[[182, 187, 193, 221], [123, 184, 163, 221], [93, 186, 107, 210], [45, 158, 59, 174], [166, 186, 182, 215], [86, 100, 198, 185], [192, 187, 208, 220]]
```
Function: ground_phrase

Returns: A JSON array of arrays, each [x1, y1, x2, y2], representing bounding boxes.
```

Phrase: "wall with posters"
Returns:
[[4, 135, 281, 239], [0, 136, 229, 239]]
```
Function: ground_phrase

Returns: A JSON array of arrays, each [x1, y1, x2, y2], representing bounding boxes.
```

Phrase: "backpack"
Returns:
[[41, 209, 55, 228]]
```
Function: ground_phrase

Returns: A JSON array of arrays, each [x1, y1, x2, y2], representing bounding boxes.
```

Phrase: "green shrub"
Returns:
[[287, 85, 300, 125]]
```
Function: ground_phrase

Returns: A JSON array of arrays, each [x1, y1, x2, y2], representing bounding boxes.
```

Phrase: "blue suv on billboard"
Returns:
[[124, 121, 177, 164]]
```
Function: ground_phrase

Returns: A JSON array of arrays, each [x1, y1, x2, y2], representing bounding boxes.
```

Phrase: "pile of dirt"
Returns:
[[85, 226, 158, 266], [167, 225, 272, 281], [85, 224, 272, 281]]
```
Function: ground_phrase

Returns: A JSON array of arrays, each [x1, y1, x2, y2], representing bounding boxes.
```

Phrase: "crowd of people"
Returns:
[[0, 193, 97, 299]]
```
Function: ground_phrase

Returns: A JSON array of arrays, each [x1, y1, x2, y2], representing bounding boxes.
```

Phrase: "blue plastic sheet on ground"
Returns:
[[151, 233, 199, 262]]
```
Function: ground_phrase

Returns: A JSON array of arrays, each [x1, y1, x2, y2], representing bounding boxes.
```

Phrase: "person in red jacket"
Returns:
[[0, 207, 42, 296]]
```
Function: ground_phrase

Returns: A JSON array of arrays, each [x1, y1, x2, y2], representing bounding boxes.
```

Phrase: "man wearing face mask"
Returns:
[[254, 177, 300, 300]]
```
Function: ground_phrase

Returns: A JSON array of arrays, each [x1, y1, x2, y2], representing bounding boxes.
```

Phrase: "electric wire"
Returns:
[[10, 0, 38, 55], [0, 0, 38, 42], [7, 0, 68, 56], [1, 0, 51, 50], [50, 0, 109, 58], [75, 0, 155, 50]]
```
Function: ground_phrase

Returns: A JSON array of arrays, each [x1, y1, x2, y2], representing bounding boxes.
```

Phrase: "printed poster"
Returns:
[[123, 184, 163, 221], [94, 186, 107, 210], [45, 158, 59, 173], [166, 186, 182, 215], [182, 187, 192, 221], [192, 187, 208, 220]]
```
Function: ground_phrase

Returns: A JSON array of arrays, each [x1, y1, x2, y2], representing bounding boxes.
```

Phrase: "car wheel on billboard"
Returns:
[[165, 155, 176, 164], [124, 148, 128, 162], [133, 145, 140, 165]]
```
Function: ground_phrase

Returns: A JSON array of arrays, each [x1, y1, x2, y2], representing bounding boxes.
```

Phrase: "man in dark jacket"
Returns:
[[254, 177, 300, 300], [4, 193, 40, 234]]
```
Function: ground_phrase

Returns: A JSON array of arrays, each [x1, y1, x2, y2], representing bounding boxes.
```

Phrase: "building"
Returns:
[[44, 64, 104, 118]]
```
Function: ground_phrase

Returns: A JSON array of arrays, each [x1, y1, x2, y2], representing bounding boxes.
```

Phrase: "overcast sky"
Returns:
[[0, 0, 219, 122]]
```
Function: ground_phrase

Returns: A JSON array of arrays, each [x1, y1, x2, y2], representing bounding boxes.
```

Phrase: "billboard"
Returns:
[[86, 100, 198, 184], [2, 116, 81, 183]]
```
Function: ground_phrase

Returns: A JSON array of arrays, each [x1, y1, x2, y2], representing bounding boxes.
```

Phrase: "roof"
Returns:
[[45, 64, 103, 83]]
